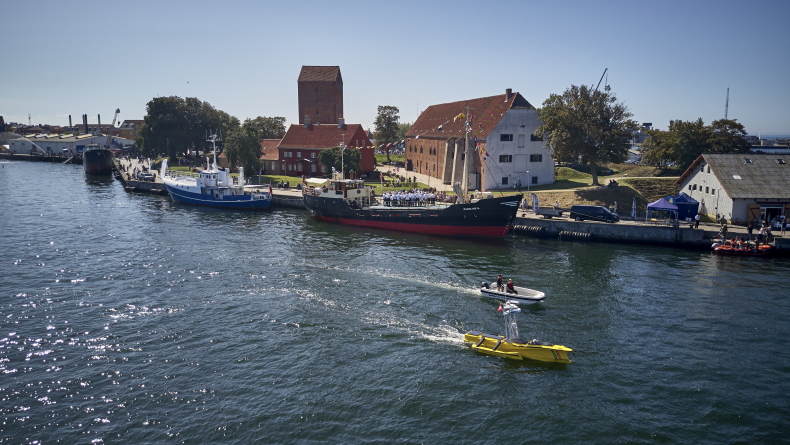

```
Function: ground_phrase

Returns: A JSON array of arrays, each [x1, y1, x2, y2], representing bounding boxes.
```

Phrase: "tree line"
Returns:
[[136, 96, 286, 175], [136, 96, 413, 177], [534, 84, 750, 183]]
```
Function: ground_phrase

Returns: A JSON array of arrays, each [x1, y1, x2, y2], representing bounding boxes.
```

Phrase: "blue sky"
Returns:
[[2, 0, 788, 135]]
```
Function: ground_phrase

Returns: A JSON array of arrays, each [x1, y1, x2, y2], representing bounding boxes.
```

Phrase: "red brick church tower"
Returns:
[[298, 66, 343, 125]]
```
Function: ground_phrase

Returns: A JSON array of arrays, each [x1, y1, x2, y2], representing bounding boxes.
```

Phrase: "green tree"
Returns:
[[534, 85, 638, 186], [319, 146, 360, 179], [252, 116, 287, 139], [640, 118, 749, 170], [395, 122, 411, 143], [374, 105, 400, 163], [709, 119, 750, 154], [136, 96, 238, 159], [224, 118, 263, 176]]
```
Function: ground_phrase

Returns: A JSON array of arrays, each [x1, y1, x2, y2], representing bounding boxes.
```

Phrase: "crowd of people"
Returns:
[[381, 189, 445, 206]]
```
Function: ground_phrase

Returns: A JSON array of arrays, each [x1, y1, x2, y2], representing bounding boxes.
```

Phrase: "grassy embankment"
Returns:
[[488, 163, 683, 213], [532, 164, 682, 213]]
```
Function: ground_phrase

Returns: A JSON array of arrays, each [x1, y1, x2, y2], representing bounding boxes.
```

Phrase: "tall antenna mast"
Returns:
[[725, 87, 729, 120], [595, 68, 608, 91], [206, 127, 221, 170]]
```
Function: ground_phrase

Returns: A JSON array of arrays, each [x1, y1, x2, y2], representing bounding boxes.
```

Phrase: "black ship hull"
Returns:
[[304, 193, 522, 237], [83, 149, 114, 175]]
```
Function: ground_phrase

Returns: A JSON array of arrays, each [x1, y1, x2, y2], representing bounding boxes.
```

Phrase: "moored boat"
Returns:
[[83, 143, 114, 175], [712, 240, 772, 256], [479, 281, 545, 304], [464, 300, 572, 363], [303, 179, 521, 237], [160, 133, 272, 211]]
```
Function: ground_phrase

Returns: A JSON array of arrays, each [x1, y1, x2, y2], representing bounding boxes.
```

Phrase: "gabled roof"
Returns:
[[279, 124, 369, 149], [677, 153, 790, 199], [260, 139, 281, 161], [406, 92, 534, 140], [298, 66, 341, 82]]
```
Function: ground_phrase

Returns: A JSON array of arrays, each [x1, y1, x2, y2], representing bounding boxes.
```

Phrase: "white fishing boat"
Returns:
[[479, 281, 546, 305]]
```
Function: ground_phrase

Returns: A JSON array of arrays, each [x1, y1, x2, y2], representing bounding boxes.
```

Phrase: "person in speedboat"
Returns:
[[506, 279, 518, 294]]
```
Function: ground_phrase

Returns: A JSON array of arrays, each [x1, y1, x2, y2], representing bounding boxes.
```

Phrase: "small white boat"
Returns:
[[480, 281, 545, 305]]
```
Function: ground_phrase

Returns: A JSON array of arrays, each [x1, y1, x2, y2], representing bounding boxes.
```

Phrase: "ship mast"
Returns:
[[460, 106, 472, 203]]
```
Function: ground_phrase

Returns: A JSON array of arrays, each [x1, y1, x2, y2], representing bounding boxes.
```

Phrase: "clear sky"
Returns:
[[2, 0, 788, 136]]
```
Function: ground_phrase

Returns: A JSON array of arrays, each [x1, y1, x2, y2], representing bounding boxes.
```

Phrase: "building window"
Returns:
[[711, 189, 715, 196], [707, 166, 710, 173], [705, 186, 709, 194], [529, 154, 543, 162], [530, 134, 543, 141], [311, 152, 316, 158], [420, 147, 423, 154], [532, 176, 538, 185], [499, 155, 512, 163], [500, 134, 513, 142], [502, 177, 509, 185], [518, 134, 525, 148], [296, 152, 301, 158], [311, 165, 316, 173]]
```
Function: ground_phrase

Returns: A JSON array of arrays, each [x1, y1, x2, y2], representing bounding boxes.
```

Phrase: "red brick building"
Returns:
[[298, 66, 343, 125], [262, 120, 372, 177]]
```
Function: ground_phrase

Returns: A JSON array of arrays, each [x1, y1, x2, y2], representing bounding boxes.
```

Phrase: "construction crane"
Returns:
[[106, 108, 120, 149]]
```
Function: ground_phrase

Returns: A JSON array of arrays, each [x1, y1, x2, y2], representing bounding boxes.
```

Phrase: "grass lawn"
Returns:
[[375, 154, 405, 165]]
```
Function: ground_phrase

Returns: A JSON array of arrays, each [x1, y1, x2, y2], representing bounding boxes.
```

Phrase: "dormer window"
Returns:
[[744, 158, 752, 164], [778, 159, 786, 165]]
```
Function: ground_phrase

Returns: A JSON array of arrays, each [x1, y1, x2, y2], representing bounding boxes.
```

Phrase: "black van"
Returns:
[[569, 205, 619, 223]]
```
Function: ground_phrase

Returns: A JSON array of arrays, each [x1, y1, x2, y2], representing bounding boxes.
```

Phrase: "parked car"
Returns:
[[569, 205, 619, 223]]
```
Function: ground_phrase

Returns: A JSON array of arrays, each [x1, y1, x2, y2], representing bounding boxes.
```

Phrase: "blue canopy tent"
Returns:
[[667, 192, 699, 220], [647, 197, 679, 222]]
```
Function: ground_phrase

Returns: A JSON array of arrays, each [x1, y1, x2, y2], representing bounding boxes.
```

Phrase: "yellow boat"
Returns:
[[464, 301, 572, 363]]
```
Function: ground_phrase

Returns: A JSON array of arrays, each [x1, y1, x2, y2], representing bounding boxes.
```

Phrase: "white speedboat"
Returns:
[[480, 281, 545, 305]]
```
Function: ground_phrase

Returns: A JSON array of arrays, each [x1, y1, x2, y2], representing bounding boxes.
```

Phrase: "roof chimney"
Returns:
[[338, 117, 345, 128], [505, 88, 512, 100], [304, 116, 310, 128]]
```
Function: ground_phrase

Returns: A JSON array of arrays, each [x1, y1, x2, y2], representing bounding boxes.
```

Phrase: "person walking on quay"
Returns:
[[694, 213, 700, 229], [781, 217, 787, 236], [747, 222, 754, 240]]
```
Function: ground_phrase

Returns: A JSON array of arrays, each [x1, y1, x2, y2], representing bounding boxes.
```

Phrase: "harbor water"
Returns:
[[1, 161, 788, 444]]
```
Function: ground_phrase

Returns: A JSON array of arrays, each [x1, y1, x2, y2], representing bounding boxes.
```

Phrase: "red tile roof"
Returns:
[[406, 92, 534, 140], [259, 139, 281, 161], [279, 124, 370, 149], [298, 66, 341, 82]]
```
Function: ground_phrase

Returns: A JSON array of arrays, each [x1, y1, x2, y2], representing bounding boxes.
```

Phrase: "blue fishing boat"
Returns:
[[160, 134, 272, 211]]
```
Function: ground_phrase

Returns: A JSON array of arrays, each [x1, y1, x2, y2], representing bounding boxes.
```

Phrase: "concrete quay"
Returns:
[[114, 158, 167, 194], [0, 153, 82, 164], [512, 210, 790, 252]]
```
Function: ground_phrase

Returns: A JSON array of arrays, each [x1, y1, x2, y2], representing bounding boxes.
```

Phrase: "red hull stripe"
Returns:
[[317, 216, 510, 237]]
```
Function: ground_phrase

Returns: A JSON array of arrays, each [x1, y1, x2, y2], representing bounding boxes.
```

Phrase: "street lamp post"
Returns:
[[527, 171, 530, 194], [340, 133, 346, 179]]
